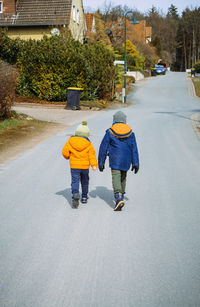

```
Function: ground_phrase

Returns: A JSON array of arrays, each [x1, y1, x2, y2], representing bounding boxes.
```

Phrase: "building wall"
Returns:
[[85, 13, 95, 38], [2, 0, 16, 14], [2, 0, 85, 42], [68, 0, 85, 42], [127, 20, 146, 44], [6, 27, 51, 40]]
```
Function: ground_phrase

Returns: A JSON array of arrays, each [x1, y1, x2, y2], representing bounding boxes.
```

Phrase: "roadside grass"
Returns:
[[192, 77, 200, 97], [0, 118, 27, 129], [0, 111, 59, 153], [0, 112, 28, 130]]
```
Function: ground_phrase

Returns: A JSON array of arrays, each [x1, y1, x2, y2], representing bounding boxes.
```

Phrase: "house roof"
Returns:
[[0, 0, 72, 27]]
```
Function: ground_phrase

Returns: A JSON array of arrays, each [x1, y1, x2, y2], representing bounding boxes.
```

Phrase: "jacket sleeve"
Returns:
[[98, 131, 110, 167], [62, 141, 70, 159], [130, 133, 139, 167], [89, 144, 98, 167]]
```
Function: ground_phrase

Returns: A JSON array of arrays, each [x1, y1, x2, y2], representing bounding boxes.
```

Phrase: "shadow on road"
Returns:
[[154, 109, 200, 122], [89, 186, 115, 209], [56, 188, 73, 208], [56, 186, 116, 209]]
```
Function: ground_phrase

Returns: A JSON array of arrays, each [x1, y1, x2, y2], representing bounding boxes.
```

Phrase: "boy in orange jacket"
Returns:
[[62, 121, 97, 208]]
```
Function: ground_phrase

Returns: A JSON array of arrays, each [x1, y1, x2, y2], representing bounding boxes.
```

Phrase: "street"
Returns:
[[0, 72, 200, 306]]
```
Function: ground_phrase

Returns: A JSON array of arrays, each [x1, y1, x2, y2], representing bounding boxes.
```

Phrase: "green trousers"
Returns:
[[111, 169, 127, 194]]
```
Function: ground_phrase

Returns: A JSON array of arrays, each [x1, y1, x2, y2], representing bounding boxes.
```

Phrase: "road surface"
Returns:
[[0, 72, 200, 307]]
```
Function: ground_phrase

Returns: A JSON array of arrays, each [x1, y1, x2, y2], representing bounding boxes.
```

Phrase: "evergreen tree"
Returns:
[[167, 4, 179, 20], [151, 36, 162, 58]]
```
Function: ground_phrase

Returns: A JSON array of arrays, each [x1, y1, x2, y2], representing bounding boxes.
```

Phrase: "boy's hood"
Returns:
[[110, 123, 132, 138], [69, 136, 91, 152]]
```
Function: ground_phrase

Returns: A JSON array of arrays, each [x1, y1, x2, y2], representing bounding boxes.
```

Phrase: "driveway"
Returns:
[[12, 103, 101, 125]]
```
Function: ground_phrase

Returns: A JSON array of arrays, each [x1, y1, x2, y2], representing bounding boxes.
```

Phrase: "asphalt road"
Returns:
[[1, 72, 200, 307]]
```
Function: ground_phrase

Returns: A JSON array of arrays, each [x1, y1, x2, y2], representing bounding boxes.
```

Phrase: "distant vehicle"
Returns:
[[157, 62, 167, 70], [155, 64, 166, 75]]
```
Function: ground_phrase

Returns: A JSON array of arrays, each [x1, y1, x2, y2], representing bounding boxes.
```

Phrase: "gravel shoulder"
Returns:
[[191, 112, 200, 140], [187, 76, 200, 140]]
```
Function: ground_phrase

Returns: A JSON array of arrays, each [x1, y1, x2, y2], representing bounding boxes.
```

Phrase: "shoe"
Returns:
[[72, 193, 80, 208], [114, 192, 125, 211], [81, 197, 88, 204], [114, 199, 125, 211]]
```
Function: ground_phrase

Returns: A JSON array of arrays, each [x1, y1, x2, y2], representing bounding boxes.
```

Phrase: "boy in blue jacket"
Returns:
[[98, 111, 139, 211]]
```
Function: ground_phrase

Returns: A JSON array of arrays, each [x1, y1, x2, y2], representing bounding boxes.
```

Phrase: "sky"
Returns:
[[83, 0, 199, 15]]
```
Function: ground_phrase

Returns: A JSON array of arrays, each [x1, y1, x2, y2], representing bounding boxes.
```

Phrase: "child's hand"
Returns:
[[92, 166, 97, 171]]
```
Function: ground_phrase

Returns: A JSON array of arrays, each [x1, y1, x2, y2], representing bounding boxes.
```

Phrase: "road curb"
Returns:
[[191, 113, 200, 141], [186, 76, 200, 141], [187, 76, 197, 98]]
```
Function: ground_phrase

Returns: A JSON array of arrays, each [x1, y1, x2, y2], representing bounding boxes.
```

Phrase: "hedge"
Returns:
[[194, 62, 200, 73], [0, 60, 17, 119], [0, 30, 115, 101]]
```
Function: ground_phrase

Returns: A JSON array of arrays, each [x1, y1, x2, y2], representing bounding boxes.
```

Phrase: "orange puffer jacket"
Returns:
[[62, 136, 97, 169]]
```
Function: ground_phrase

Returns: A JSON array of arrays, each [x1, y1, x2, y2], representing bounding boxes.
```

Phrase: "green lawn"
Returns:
[[0, 118, 28, 130]]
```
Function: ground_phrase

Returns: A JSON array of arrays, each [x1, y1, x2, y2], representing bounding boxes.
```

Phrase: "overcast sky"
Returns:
[[83, 0, 199, 15]]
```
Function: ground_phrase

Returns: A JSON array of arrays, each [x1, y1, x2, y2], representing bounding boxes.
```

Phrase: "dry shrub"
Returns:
[[0, 60, 17, 119]]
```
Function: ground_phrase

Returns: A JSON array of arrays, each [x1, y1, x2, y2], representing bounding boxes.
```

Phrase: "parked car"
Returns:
[[155, 64, 166, 75], [151, 68, 157, 76]]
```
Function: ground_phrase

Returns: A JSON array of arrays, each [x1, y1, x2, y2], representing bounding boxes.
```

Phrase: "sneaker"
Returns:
[[72, 193, 80, 208], [114, 199, 125, 211], [114, 192, 125, 211], [81, 197, 88, 204]]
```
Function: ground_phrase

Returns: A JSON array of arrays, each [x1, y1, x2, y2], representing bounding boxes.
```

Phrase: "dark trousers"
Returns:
[[71, 169, 89, 198]]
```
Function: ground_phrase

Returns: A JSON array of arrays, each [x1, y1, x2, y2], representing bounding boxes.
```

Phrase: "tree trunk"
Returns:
[[183, 29, 187, 70], [192, 29, 196, 66], [188, 39, 191, 68]]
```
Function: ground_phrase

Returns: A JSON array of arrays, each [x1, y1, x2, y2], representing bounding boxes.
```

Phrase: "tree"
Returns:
[[89, 11, 112, 47], [135, 41, 157, 69], [167, 4, 179, 20], [175, 8, 200, 70], [146, 6, 179, 68], [151, 36, 162, 58], [0, 60, 17, 119], [124, 40, 145, 70]]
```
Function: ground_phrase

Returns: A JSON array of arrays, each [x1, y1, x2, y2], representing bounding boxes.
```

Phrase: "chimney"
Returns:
[[3, 0, 17, 14]]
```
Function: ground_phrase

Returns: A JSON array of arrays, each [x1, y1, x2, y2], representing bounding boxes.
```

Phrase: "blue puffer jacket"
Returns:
[[98, 122, 139, 171]]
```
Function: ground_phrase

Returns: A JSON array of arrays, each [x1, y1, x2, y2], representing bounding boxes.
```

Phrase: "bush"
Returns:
[[0, 30, 23, 64], [0, 31, 115, 101], [0, 60, 17, 119], [114, 41, 145, 71], [194, 62, 200, 73], [81, 42, 115, 99], [127, 76, 135, 83], [16, 34, 115, 101]]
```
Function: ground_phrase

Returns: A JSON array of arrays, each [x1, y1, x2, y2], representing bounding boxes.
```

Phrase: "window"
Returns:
[[73, 5, 76, 22], [0, 0, 3, 13], [77, 9, 80, 24]]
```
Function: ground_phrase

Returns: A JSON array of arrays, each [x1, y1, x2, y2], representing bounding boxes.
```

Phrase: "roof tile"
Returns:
[[0, 0, 72, 26]]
